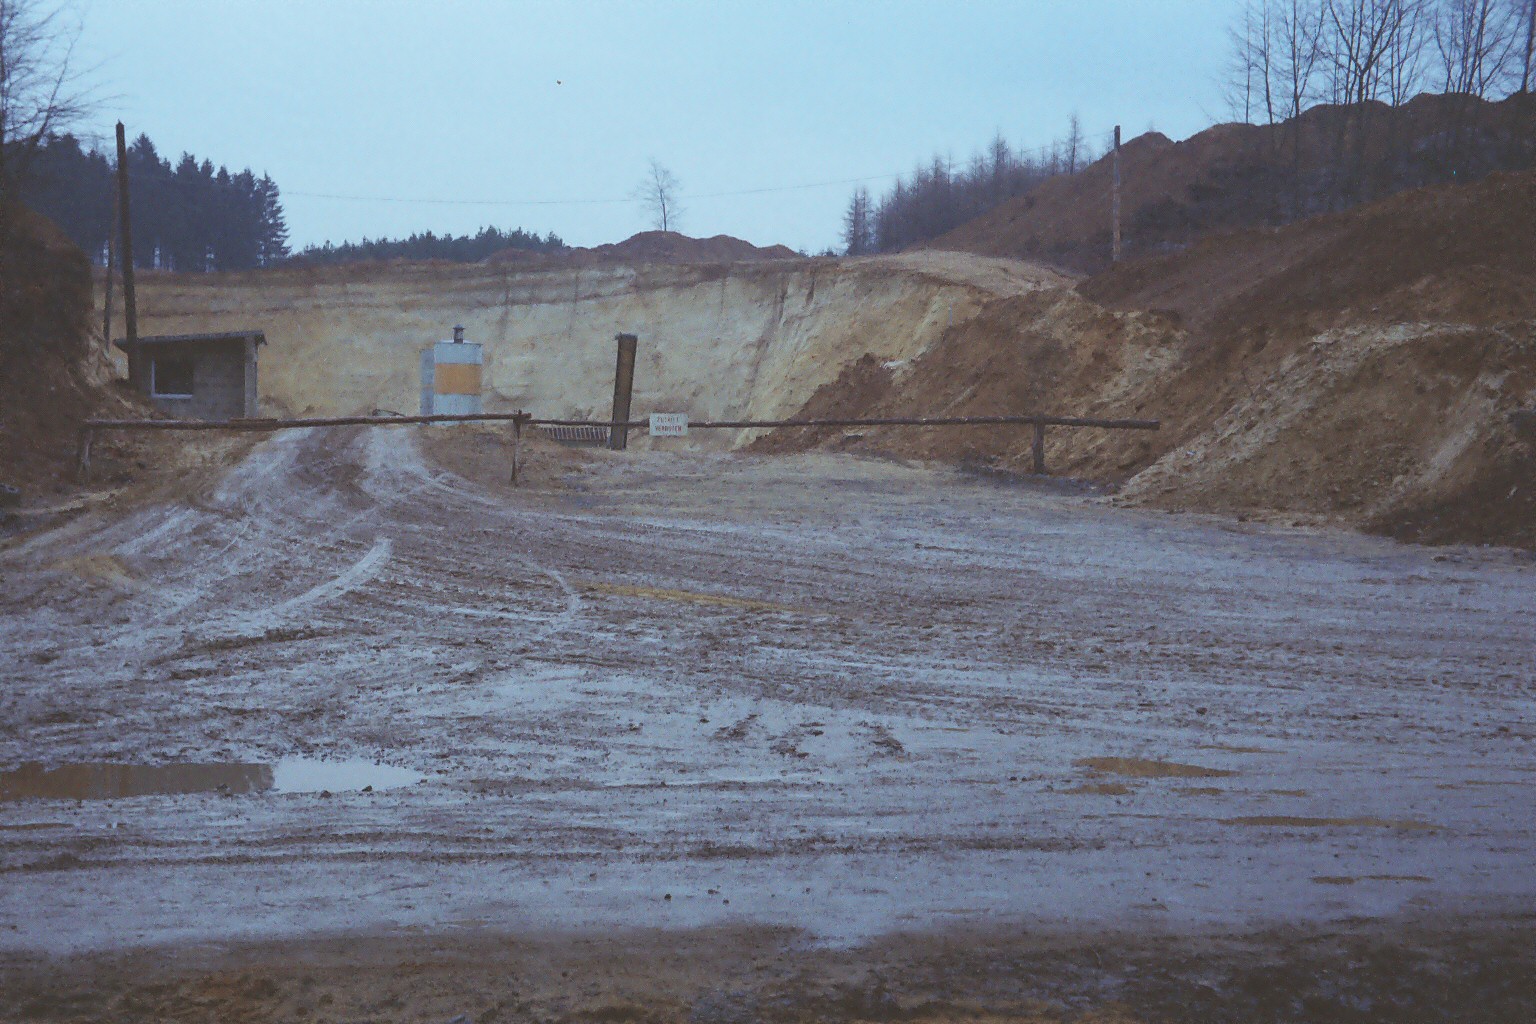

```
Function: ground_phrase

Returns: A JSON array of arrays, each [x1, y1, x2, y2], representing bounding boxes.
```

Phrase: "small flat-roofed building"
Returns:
[[114, 330, 264, 420], [419, 325, 483, 417]]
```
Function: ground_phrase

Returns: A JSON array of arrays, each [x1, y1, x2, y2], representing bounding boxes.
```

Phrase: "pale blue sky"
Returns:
[[74, 0, 1234, 253]]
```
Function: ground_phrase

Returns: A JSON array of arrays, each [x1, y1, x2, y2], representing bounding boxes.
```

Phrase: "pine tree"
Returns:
[[256, 174, 289, 266]]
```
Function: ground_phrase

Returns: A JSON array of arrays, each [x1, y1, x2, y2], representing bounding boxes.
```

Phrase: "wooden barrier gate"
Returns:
[[75, 412, 1160, 484]]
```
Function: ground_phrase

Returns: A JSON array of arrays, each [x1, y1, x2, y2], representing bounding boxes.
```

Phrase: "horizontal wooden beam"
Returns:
[[83, 413, 1160, 432], [76, 411, 1158, 482]]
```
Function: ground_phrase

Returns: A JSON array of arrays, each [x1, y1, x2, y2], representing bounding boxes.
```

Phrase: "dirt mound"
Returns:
[[0, 205, 144, 499], [928, 93, 1536, 274], [760, 171, 1536, 549], [1082, 168, 1536, 333], [487, 230, 800, 267], [1088, 170, 1536, 547], [749, 288, 1177, 482]]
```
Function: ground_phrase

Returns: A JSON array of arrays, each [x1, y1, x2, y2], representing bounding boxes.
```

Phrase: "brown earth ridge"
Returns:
[[760, 169, 1536, 549], [925, 92, 1536, 275]]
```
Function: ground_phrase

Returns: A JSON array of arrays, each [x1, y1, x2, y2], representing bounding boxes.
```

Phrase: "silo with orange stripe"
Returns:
[[419, 324, 483, 417]]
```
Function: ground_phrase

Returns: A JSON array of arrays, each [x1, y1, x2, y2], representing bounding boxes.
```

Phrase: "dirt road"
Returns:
[[2, 427, 1534, 1018]]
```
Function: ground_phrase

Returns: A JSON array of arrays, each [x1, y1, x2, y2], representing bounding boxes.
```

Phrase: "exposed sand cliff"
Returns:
[[114, 252, 1067, 444]]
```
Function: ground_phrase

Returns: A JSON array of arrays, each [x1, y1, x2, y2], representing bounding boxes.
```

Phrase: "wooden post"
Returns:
[[510, 412, 528, 485], [1032, 421, 1046, 475], [610, 333, 637, 451], [76, 428, 94, 483], [1111, 124, 1122, 264], [102, 189, 117, 351], [115, 123, 140, 385]]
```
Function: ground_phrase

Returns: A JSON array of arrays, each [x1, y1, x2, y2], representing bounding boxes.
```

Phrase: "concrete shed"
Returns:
[[114, 331, 264, 420]]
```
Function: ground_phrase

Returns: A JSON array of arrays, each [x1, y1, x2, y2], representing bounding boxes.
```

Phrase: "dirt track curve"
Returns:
[[3, 428, 1535, 970]]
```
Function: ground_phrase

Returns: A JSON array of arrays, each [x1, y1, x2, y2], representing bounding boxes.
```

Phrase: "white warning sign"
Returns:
[[649, 412, 689, 437]]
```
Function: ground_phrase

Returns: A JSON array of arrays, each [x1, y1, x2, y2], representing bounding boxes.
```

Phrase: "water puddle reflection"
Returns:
[[0, 758, 424, 802]]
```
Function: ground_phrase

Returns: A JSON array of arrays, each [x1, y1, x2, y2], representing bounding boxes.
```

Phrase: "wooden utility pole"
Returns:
[[1111, 125, 1123, 263], [115, 122, 140, 384], [101, 189, 116, 351], [508, 412, 531, 485]]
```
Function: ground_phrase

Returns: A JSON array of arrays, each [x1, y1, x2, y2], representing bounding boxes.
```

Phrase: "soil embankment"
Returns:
[[0, 208, 257, 519], [0, 206, 135, 495], [762, 171, 1536, 549], [926, 92, 1536, 274]]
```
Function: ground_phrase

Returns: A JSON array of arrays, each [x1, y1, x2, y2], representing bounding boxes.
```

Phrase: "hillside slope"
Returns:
[[762, 171, 1536, 548], [928, 93, 1536, 274], [0, 206, 141, 497]]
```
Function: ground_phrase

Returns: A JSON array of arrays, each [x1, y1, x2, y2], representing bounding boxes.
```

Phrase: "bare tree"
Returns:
[[988, 131, 1011, 202], [633, 159, 682, 233], [1434, 0, 1520, 96], [1064, 113, 1085, 172], [1521, 0, 1535, 91], [0, 0, 91, 209], [1275, 0, 1324, 213], [1226, 0, 1260, 120], [1385, 0, 1431, 104], [1315, 0, 1430, 197], [841, 186, 873, 256], [1227, 0, 1285, 124], [1278, 0, 1323, 121], [1322, 0, 1422, 106]]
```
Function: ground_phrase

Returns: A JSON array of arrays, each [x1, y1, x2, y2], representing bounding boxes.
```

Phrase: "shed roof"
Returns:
[[113, 330, 266, 352]]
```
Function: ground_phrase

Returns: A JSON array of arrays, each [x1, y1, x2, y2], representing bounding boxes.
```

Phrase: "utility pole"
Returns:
[[115, 122, 140, 385], [101, 189, 116, 351], [1111, 125, 1123, 263]]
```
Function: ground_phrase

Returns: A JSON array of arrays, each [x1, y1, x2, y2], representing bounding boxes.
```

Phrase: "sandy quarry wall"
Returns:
[[112, 254, 1065, 447]]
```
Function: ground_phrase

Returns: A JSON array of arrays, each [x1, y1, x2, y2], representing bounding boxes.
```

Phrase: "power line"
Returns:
[[91, 124, 1129, 209], [281, 171, 907, 208]]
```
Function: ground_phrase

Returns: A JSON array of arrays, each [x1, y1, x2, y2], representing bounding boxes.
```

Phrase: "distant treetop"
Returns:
[[295, 226, 567, 266]]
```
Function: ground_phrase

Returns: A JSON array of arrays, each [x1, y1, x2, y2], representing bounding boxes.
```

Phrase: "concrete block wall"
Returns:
[[146, 339, 256, 420]]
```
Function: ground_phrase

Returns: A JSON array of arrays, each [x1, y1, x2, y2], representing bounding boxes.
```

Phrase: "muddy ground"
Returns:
[[2, 427, 1534, 1021]]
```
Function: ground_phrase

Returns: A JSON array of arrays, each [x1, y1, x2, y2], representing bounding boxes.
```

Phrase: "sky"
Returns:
[[70, 0, 1235, 254]]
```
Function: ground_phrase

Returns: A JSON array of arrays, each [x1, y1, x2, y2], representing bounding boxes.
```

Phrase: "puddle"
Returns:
[[1075, 756, 1237, 779], [271, 759, 424, 794], [1222, 815, 1441, 831], [0, 759, 424, 802], [1064, 782, 1133, 796]]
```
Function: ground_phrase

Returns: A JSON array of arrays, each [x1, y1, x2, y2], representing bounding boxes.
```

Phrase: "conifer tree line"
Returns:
[[19, 132, 290, 271], [295, 226, 566, 265], [15, 131, 566, 271], [842, 116, 1096, 256]]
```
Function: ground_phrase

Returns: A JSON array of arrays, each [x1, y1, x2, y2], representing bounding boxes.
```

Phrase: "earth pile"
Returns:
[[765, 171, 1536, 548], [0, 206, 141, 497], [927, 93, 1536, 274]]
